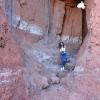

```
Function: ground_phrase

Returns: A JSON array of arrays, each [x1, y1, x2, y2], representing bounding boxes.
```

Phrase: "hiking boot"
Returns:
[[61, 67, 64, 71]]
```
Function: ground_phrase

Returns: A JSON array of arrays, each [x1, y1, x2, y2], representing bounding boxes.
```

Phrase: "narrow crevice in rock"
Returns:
[[0, 37, 6, 48], [60, 1, 66, 36], [47, 0, 52, 35], [82, 9, 88, 43]]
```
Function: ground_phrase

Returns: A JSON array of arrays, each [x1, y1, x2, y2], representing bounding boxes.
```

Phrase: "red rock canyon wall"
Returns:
[[0, 0, 100, 100]]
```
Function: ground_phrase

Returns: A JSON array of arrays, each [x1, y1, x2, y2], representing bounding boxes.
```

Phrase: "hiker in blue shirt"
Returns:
[[59, 42, 69, 71]]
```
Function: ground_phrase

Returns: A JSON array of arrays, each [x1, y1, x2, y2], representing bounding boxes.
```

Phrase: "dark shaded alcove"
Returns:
[[82, 9, 88, 43]]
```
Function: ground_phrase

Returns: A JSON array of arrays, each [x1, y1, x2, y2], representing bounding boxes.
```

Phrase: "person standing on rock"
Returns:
[[76, 0, 85, 9], [59, 42, 69, 71]]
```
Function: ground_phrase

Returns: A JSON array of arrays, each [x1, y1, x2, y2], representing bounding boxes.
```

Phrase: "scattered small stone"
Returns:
[[56, 71, 67, 78], [40, 76, 50, 90], [48, 74, 60, 84], [65, 58, 75, 72]]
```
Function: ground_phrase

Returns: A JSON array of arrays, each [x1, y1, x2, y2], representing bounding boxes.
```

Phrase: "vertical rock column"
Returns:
[[76, 0, 100, 70], [50, 0, 65, 37], [71, 1, 100, 99], [62, 1, 82, 44], [50, 0, 82, 45]]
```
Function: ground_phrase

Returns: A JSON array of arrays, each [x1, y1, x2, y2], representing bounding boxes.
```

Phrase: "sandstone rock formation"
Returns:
[[0, 4, 29, 100], [0, 6, 23, 67], [0, 0, 100, 100], [6, 0, 81, 45], [77, 0, 100, 69]]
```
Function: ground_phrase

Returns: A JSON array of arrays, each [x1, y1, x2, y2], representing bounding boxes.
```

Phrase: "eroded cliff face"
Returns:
[[77, 0, 100, 69], [9, 0, 82, 45], [74, 0, 100, 99], [51, 0, 82, 43], [0, 3, 30, 100], [0, 0, 100, 100], [0, 7, 23, 67]]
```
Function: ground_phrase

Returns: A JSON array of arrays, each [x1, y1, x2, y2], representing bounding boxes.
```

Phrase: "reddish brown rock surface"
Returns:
[[0, 0, 100, 100], [0, 6, 29, 100], [14, 0, 82, 44], [0, 7, 23, 67], [77, 0, 100, 69], [75, 0, 100, 99]]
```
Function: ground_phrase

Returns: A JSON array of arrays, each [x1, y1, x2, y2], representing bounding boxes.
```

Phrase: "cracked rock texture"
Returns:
[[0, 0, 100, 100], [0, 7, 23, 67]]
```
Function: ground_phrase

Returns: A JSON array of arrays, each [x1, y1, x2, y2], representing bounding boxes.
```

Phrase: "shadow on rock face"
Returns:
[[65, 57, 76, 72], [0, 37, 6, 48]]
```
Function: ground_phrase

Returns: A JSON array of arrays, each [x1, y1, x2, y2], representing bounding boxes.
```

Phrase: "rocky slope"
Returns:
[[0, 0, 100, 100]]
